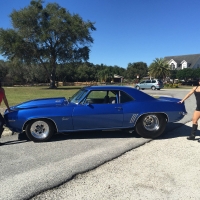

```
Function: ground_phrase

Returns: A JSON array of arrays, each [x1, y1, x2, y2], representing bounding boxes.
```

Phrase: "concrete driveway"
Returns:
[[1, 88, 197, 200]]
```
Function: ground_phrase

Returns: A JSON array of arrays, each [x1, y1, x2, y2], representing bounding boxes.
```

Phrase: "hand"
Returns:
[[178, 101, 183, 104]]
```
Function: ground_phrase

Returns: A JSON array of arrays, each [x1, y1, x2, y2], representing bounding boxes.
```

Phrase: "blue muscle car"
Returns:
[[4, 86, 187, 142]]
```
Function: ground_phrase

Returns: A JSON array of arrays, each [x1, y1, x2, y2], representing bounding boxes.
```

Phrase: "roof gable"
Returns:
[[164, 54, 200, 68]]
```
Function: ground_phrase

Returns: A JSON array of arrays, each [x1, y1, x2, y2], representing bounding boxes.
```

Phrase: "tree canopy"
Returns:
[[0, 0, 96, 88], [176, 68, 196, 81], [126, 62, 148, 81], [149, 58, 170, 79]]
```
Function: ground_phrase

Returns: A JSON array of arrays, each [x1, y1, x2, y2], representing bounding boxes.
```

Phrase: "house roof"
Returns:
[[164, 54, 200, 68], [114, 74, 123, 78]]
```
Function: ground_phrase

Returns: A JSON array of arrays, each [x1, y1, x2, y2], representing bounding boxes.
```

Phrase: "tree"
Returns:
[[97, 68, 110, 83], [176, 68, 195, 81], [56, 63, 76, 82], [149, 58, 170, 80], [193, 68, 200, 80], [0, 0, 96, 88], [169, 70, 177, 83], [0, 60, 9, 80], [75, 63, 95, 82], [125, 62, 148, 80]]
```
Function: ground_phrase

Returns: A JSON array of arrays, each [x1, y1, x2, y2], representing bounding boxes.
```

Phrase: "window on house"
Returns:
[[170, 63, 175, 70], [182, 63, 187, 68]]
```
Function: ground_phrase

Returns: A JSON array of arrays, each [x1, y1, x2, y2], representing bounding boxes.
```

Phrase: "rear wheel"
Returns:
[[25, 119, 55, 142], [151, 86, 156, 90], [135, 113, 166, 138]]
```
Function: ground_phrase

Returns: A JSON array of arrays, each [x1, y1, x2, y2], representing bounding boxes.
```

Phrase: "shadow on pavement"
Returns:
[[2, 139, 29, 145], [17, 122, 199, 142], [18, 129, 141, 142], [157, 122, 200, 141], [49, 129, 142, 142]]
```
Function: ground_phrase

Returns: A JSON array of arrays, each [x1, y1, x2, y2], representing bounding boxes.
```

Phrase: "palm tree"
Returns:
[[149, 58, 170, 80]]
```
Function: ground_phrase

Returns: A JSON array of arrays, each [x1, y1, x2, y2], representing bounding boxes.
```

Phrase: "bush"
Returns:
[[164, 83, 179, 88]]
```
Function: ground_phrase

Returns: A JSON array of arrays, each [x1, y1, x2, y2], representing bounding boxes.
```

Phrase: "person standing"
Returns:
[[178, 80, 200, 142], [0, 81, 11, 145]]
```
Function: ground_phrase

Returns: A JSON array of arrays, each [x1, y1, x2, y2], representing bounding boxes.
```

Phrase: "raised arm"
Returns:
[[178, 87, 196, 103]]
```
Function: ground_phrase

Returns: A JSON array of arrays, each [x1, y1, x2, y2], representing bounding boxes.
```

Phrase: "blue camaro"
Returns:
[[4, 86, 186, 142]]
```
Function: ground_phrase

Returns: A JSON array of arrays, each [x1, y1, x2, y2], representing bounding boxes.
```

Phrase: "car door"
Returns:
[[72, 90, 123, 130], [145, 80, 152, 89], [139, 81, 145, 88]]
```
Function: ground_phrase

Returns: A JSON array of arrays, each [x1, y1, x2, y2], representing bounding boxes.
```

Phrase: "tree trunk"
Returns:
[[49, 64, 57, 89]]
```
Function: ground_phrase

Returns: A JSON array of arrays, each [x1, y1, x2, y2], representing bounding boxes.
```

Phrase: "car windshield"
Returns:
[[69, 88, 88, 104]]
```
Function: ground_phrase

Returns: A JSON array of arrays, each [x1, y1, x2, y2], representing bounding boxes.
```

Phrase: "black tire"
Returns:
[[135, 113, 166, 138], [151, 86, 156, 90], [25, 119, 55, 142], [136, 86, 140, 90]]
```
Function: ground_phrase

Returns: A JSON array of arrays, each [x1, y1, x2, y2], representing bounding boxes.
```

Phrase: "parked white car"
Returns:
[[135, 79, 164, 90]]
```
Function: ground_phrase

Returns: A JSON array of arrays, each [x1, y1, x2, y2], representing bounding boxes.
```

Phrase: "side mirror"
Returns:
[[85, 99, 92, 105]]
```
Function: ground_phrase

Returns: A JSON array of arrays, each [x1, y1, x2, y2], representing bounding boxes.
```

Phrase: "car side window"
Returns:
[[140, 81, 145, 84], [146, 80, 151, 83], [152, 80, 156, 83], [120, 91, 134, 103], [82, 90, 117, 104], [87, 91, 106, 99]]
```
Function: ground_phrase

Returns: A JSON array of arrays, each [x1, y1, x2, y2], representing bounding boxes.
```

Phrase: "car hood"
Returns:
[[9, 97, 68, 110]]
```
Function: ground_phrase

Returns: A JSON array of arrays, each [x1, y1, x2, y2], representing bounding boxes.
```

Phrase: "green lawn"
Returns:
[[2, 86, 82, 108], [1, 85, 193, 109]]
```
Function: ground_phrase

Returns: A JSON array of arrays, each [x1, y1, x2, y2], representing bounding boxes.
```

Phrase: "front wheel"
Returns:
[[25, 119, 55, 142], [135, 113, 166, 138], [136, 86, 140, 90]]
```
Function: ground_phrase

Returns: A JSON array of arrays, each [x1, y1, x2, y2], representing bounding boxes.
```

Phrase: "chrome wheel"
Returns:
[[143, 115, 159, 131], [26, 119, 55, 142], [151, 86, 156, 90], [135, 113, 166, 138], [30, 121, 49, 139]]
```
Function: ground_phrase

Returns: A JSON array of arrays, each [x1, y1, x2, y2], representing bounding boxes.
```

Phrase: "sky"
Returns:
[[0, 0, 200, 69]]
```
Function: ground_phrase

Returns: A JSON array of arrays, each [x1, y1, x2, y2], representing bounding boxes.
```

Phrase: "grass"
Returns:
[[1, 84, 193, 109], [2, 86, 82, 108]]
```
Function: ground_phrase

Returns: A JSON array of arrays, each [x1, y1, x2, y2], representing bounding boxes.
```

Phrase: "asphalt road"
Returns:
[[0, 89, 195, 200], [31, 121, 200, 200]]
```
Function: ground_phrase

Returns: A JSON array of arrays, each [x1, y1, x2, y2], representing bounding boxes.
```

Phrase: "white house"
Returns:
[[164, 54, 200, 70]]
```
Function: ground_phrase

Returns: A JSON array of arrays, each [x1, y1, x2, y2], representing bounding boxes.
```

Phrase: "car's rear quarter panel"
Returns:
[[122, 99, 186, 128]]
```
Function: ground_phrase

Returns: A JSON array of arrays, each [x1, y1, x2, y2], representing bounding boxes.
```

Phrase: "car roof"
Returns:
[[83, 85, 155, 101], [84, 85, 131, 90]]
